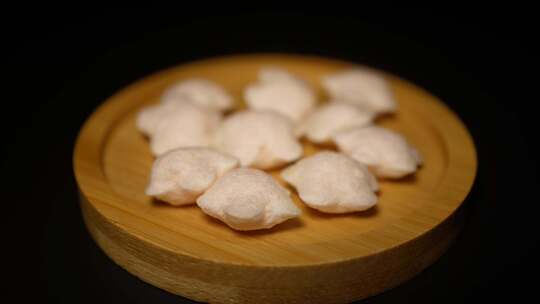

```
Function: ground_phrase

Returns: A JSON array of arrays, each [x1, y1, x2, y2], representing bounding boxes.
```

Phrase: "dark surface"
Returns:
[[3, 8, 539, 303]]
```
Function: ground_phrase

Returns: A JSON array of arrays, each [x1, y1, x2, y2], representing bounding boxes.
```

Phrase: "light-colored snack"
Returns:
[[149, 102, 222, 156], [258, 66, 306, 86], [333, 126, 422, 178], [296, 101, 375, 144], [244, 68, 316, 122], [161, 78, 234, 111], [213, 110, 303, 169], [197, 168, 301, 231], [281, 151, 378, 213], [322, 69, 397, 114], [146, 147, 239, 206], [136, 102, 181, 137]]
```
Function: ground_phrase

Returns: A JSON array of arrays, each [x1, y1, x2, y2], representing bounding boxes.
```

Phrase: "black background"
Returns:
[[3, 7, 539, 303]]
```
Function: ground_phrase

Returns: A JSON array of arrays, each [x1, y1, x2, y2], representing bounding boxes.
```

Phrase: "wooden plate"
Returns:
[[74, 54, 477, 304]]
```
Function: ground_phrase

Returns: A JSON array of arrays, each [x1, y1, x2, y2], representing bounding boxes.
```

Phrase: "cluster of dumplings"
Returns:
[[137, 67, 422, 231]]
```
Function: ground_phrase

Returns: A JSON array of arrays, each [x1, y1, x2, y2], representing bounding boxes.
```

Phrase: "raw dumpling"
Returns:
[[161, 78, 234, 111], [197, 168, 301, 230], [296, 101, 375, 144], [149, 102, 222, 156], [213, 110, 303, 169], [146, 147, 239, 206], [322, 69, 397, 114], [281, 151, 378, 213], [244, 68, 316, 122], [333, 126, 422, 178]]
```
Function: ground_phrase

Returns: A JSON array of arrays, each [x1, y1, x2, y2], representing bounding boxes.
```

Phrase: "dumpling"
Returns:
[[296, 101, 375, 144], [213, 110, 303, 169], [244, 82, 316, 122], [244, 68, 316, 122], [197, 168, 301, 230], [146, 147, 239, 206], [281, 151, 378, 213], [258, 66, 307, 86], [149, 102, 222, 156], [161, 78, 234, 111], [322, 69, 397, 114], [136, 102, 181, 137], [332, 126, 422, 178]]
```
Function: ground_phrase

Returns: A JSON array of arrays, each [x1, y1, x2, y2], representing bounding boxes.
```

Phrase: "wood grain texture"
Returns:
[[73, 54, 477, 304]]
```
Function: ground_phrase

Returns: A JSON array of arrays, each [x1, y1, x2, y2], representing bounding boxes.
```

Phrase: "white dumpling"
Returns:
[[161, 78, 234, 111], [197, 168, 300, 230], [146, 148, 239, 206], [136, 102, 181, 137], [281, 151, 378, 213], [322, 69, 397, 114], [333, 126, 422, 178], [258, 66, 307, 86], [296, 101, 375, 144], [244, 68, 316, 122], [149, 102, 222, 156], [213, 110, 303, 169]]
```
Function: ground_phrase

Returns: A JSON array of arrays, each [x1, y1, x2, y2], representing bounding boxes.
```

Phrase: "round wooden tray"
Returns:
[[74, 54, 477, 304]]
